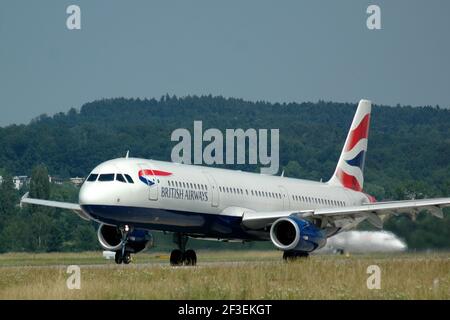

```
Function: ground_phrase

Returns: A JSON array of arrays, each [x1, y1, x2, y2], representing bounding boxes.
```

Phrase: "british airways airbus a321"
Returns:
[[21, 100, 450, 265]]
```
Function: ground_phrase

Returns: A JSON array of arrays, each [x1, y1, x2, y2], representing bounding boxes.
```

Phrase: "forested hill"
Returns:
[[1, 95, 449, 200], [0, 95, 449, 251]]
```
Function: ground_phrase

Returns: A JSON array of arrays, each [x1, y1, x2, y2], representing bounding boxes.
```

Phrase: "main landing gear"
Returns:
[[283, 250, 309, 261], [115, 224, 132, 265], [170, 233, 197, 266]]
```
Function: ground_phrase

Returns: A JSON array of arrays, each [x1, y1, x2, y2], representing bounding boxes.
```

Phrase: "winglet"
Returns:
[[20, 192, 29, 208]]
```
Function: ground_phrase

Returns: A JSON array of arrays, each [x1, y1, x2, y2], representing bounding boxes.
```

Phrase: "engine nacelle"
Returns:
[[270, 216, 326, 252], [97, 224, 153, 253]]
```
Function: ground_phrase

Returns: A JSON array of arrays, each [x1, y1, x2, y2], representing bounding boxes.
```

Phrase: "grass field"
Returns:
[[0, 251, 448, 299]]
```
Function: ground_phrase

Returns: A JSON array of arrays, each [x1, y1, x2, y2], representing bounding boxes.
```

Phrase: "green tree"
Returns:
[[29, 165, 50, 199]]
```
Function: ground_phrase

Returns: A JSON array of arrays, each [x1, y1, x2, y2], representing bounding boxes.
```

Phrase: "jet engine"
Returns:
[[270, 216, 326, 252], [97, 224, 153, 253]]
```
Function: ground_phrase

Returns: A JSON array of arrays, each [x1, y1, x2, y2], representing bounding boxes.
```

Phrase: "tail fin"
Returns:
[[328, 99, 372, 191]]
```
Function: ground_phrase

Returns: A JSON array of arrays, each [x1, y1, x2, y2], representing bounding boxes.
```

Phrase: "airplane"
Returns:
[[21, 99, 450, 265], [315, 230, 407, 255]]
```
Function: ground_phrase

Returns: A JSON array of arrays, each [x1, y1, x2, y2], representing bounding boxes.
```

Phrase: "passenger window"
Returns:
[[87, 174, 98, 182], [124, 174, 134, 183], [98, 174, 115, 182], [116, 174, 127, 183]]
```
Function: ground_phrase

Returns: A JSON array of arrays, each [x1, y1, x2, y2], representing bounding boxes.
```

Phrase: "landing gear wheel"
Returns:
[[170, 249, 184, 266], [283, 251, 309, 261], [115, 251, 123, 264], [123, 252, 132, 264], [183, 249, 197, 266]]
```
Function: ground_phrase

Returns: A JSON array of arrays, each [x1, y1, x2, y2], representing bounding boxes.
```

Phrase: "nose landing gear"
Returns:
[[115, 251, 132, 264], [114, 224, 133, 265], [170, 233, 197, 266]]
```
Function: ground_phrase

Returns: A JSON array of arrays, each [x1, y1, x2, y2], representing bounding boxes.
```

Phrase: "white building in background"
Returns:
[[12, 176, 29, 190], [48, 176, 64, 185], [69, 177, 85, 187], [1, 174, 85, 189]]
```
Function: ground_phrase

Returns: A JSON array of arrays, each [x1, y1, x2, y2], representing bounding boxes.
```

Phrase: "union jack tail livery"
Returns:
[[328, 99, 371, 192]]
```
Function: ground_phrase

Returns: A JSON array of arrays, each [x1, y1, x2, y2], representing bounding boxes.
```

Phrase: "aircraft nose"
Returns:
[[79, 183, 96, 205]]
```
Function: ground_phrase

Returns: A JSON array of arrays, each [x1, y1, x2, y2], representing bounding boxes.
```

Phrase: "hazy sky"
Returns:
[[1, 0, 449, 126]]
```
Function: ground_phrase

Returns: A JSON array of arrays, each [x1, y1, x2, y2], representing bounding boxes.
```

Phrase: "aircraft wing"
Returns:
[[20, 192, 91, 221], [242, 197, 450, 230]]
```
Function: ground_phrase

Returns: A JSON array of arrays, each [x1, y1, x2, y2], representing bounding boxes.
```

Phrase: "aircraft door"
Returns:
[[138, 164, 158, 201], [278, 185, 290, 210], [203, 171, 219, 207]]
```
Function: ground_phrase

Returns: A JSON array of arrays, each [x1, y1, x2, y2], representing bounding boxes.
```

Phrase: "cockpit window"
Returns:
[[98, 174, 115, 182], [116, 174, 127, 183], [124, 174, 134, 184], [87, 174, 98, 182]]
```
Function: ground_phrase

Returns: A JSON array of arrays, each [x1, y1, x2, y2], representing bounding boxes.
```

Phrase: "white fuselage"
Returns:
[[79, 158, 372, 240]]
